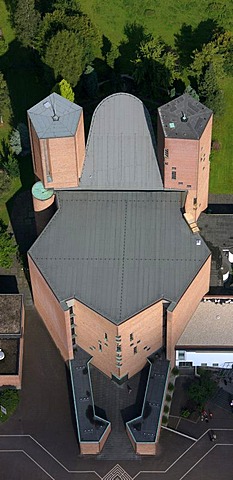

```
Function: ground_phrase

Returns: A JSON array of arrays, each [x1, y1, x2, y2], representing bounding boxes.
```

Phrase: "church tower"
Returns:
[[157, 94, 213, 221]]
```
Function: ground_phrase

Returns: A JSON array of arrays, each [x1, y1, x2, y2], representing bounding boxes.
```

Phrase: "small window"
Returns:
[[178, 181, 183, 185], [130, 333, 134, 342], [104, 333, 108, 341], [193, 197, 197, 206], [134, 346, 137, 355], [187, 184, 192, 188], [212, 363, 219, 367], [201, 363, 207, 366], [137, 340, 141, 344], [172, 171, 176, 180], [179, 361, 193, 367], [116, 362, 122, 367], [178, 351, 185, 360], [164, 148, 169, 158], [146, 347, 151, 351], [90, 346, 93, 351], [99, 344, 102, 352], [116, 345, 121, 352], [104, 343, 108, 347], [72, 338, 76, 346], [144, 346, 148, 350], [172, 166, 176, 170], [203, 166, 205, 170], [130, 343, 134, 347]]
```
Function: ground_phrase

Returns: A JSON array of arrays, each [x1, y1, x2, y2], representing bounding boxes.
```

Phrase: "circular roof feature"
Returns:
[[32, 181, 54, 201], [0, 349, 5, 360]]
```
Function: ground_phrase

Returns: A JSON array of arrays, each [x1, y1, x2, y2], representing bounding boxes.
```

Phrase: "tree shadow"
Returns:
[[174, 19, 220, 68], [116, 22, 149, 73]]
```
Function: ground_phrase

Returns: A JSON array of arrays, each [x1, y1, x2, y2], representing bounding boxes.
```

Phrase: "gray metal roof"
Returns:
[[29, 190, 210, 324], [127, 359, 170, 443], [79, 93, 163, 189], [27, 92, 82, 139], [158, 93, 212, 140]]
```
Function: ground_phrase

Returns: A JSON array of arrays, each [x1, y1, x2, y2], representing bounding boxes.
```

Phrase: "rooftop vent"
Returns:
[[181, 111, 188, 122], [169, 122, 175, 128], [43, 101, 51, 109], [0, 349, 5, 361], [52, 114, 59, 121], [196, 239, 202, 246]]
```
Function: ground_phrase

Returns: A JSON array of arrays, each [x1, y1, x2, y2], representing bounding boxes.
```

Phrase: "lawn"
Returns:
[[79, 0, 233, 195], [210, 77, 233, 193]]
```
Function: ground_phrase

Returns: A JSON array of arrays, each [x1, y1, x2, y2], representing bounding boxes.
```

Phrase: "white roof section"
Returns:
[[177, 300, 233, 347], [27, 92, 82, 139]]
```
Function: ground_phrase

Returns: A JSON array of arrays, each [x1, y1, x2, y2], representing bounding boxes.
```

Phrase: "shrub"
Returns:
[[0, 388, 20, 422], [164, 404, 169, 414], [162, 415, 168, 425], [168, 382, 174, 391], [172, 366, 179, 376], [166, 394, 172, 402], [181, 409, 190, 418]]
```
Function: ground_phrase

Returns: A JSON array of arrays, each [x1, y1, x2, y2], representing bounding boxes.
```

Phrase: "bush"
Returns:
[[164, 404, 169, 413], [162, 415, 168, 425], [166, 394, 172, 402], [168, 382, 174, 391], [172, 367, 179, 376], [188, 369, 217, 409], [181, 409, 190, 418], [0, 388, 20, 422]]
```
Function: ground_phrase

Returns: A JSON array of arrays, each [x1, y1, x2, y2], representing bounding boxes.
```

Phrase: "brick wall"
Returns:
[[166, 256, 211, 366], [118, 301, 163, 379], [28, 119, 43, 181], [75, 299, 163, 380], [28, 256, 73, 360]]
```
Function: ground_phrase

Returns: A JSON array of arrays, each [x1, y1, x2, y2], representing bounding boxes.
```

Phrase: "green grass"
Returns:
[[79, 0, 233, 194], [210, 76, 233, 193], [78, 0, 211, 46], [0, 388, 20, 423]]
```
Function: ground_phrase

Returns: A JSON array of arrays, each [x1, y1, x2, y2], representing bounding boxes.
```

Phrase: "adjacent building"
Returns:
[[0, 294, 24, 389]]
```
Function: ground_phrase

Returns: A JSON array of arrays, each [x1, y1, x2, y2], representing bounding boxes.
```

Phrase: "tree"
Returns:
[[133, 36, 180, 97], [83, 65, 98, 98], [14, 0, 41, 48], [188, 369, 217, 408], [190, 31, 233, 81], [44, 30, 85, 86], [52, 79, 75, 102], [9, 129, 22, 155], [184, 85, 199, 101], [198, 64, 224, 114], [0, 220, 17, 269], [0, 72, 11, 123]]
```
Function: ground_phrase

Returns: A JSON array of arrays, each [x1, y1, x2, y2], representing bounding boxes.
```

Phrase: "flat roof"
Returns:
[[177, 300, 233, 347], [0, 294, 23, 335], [0, 339, 19, 375], [158, 93, 212, 140], [127, 359, 170, 443], [79, 93, 163, 190], [27, 92, 82, 139], [29, 190, 210, 324], [70, 347, 110, 442]]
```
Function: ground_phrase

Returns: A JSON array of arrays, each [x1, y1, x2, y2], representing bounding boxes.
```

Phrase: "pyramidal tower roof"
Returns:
[[158, 93, 212, 140], [27, 92, 82, 139]]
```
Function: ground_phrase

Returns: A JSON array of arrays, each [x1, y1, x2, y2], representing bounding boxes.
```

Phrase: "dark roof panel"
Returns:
[[29, 190, 210, 324], [158, 93, 212, 140]]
